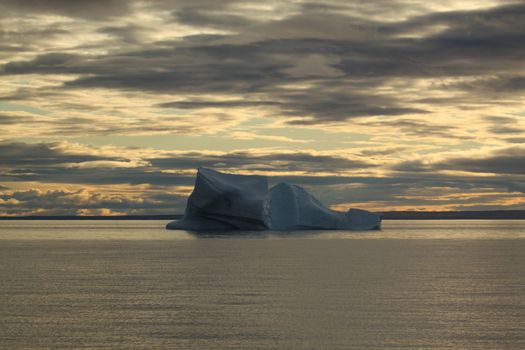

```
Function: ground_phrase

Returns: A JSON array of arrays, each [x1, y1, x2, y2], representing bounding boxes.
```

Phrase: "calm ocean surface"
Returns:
[[1, 220, 525, 349]]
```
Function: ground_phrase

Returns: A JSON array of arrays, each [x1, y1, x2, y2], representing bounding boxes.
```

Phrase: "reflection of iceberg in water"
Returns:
[[166, 168, 381, 231]]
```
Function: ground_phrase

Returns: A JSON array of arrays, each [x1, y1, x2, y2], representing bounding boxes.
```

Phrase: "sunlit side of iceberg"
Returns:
[[166, 168, 381, 231]]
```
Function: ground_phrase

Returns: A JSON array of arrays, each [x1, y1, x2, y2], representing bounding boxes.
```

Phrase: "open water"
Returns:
[[1, 220, 525, 349]]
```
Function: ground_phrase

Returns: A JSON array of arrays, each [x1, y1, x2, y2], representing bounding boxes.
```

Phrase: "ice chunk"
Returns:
[[166, 168, 381, 231], [265, 183, 381, 230], [166, 168, 268, 230], [344, 208, 382, 230]]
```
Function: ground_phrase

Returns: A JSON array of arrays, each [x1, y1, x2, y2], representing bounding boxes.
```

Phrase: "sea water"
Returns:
[[1, 220, 525, 349]]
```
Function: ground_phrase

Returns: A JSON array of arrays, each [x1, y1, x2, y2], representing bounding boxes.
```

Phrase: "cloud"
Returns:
[[3, 53, 82, 75], [0, 188, 187, 216], [0, 140, 374, 186], [0, 141, 117, 167], [97, 25, 151, 44], [358, 118, 464, 139], [174, 6, 253, 29], [1, 140, 524, 214], [276, 89, 429, 124], [440, 147, 525, 175], [0, 0, 132, 19], [394, 146, 525, 175], [229, 131, 309, 143], [0, 140, 379, 215], [1, 1, 524, 130], [148, 151, 375, 174], [0, 113, 36, 125], [506, 137, 525, 144], [1, 1, 525, 214], [158, 100, 280, 109]]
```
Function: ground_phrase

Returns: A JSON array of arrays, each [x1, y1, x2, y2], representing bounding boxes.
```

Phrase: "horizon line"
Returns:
[[1, 210, 525, 220]]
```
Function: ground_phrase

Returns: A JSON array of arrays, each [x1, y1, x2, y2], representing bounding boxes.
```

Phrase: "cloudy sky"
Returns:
[[1, 0, 525, 215]]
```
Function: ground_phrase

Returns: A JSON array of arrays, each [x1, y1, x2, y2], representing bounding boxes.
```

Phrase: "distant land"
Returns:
[[1, 211, 525, 220], [381, 210, 525, 220]]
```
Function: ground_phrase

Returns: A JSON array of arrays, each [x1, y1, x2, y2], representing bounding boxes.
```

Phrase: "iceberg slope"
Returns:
[[166, 168, 268, 230], [266, 183, 381, 230], [166, 168, 381, 231]]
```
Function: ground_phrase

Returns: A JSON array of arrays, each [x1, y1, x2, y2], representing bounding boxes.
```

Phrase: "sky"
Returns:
[[1, 0, 525, 216]]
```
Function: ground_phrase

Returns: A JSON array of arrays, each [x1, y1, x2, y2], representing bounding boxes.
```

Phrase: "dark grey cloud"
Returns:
[[360, 119, 463, 138], [0, 26, 70, 51], [2, 53, 85, 75], [401, 2, 525, 38], [491, 126, 524, 135], [444, 149, 525, 175], [159, 92, 427, 123], [0, 141, 118, 167], [277, 90, 429, 124], [454, 76, 525, 101], [506, 137, 525, 144], [150, 151, 374, 173], [394, 146, 525, 176], [475, 76, 525, 92], [483, 116, 524, 135], [150, 0, 239, 10], [0, 0, 131, 19], [0, 114, 35, 125], [174, 7, 253, 29], [158, 100, 281, 109], [97, 25, 150, 44], [358, 147, 408, 157], [2, 167, 195, 187]]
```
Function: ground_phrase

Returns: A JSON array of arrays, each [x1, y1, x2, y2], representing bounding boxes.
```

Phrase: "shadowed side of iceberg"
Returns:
[[166, 168, 268, 230], [344, 208, 382, 230]]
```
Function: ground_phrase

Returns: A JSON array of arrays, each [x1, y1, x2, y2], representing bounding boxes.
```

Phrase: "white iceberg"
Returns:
[[166, 168, 381, 231]]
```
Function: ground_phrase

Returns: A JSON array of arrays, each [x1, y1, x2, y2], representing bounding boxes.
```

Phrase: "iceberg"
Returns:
[[166, 168, 381, 231]]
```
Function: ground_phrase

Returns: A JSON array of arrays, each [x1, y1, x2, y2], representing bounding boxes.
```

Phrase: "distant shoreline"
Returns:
[[1, 211, 525, 220]]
